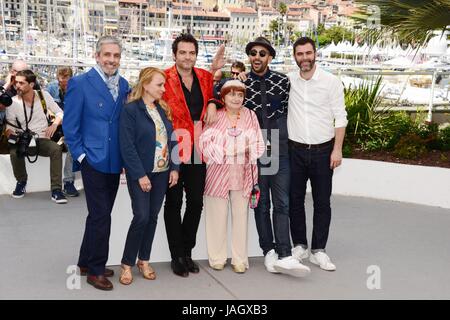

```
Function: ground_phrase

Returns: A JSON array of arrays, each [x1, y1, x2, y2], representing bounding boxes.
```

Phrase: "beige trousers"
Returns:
[[204, 191, 249, 268]]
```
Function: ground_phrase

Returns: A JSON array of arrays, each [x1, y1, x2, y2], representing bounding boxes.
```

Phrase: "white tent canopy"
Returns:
[[424, 34, 448, 56]]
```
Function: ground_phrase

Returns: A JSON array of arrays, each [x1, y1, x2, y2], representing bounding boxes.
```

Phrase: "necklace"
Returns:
[[144, 98, 156, 109], [226, 108, 242, 137]]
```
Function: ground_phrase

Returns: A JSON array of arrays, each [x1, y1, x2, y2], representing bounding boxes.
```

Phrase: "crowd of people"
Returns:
[[0, 33, 347, 291]]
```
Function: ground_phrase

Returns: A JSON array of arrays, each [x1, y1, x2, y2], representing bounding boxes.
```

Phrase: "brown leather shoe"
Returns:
[[79, 267, 114, 277], [87, 275, 113, 291]]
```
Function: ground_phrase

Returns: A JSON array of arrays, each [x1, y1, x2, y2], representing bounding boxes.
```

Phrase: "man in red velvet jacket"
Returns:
[[163, 33, 224, 277]]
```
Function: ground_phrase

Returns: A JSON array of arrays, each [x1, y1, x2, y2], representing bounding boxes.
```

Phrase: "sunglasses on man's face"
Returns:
[[249, 49, 268, 58], [231, 71, 240, 76]]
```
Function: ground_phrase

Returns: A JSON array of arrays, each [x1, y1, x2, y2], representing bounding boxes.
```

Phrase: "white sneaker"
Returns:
[[291, 245, 309, 261], [264, 249, 279, 273], [273, 256, 311, 277], [309, 252, 336, 271]]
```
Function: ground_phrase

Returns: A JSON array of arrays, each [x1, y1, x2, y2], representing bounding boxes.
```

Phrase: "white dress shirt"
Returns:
[[287, 66, 348, 144]]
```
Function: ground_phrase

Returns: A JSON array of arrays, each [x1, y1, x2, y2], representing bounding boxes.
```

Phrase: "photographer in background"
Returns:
[[0, 86, 12, 133], [1, 60, 29, 147], [46, 66, 79, 197], [0, 59, 29, 98], [5, 69, 67, 204]]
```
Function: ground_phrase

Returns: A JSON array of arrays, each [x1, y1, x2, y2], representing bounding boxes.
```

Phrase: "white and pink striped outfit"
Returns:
[[200, 107, 265, 199], [199, 107, 265, 269]]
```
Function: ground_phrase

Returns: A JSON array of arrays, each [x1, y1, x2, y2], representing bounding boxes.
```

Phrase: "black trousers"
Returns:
[[77, 160, 120, 276], [163, 162, 206, 259], [289, 141, 334, 251]]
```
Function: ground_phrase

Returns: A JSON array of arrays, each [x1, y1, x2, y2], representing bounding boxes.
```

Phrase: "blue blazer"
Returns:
[[63, 68, 129, 174], [119, 98, 180, 181], [46, 81, 62, 105]]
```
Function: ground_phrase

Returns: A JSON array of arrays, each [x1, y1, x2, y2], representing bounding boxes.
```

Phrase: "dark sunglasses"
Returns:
[[231, 71, 240, 76], [249, 49, 268, 57]]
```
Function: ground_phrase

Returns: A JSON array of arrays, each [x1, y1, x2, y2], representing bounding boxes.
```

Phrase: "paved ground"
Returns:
[[1, 191, 449, 300]]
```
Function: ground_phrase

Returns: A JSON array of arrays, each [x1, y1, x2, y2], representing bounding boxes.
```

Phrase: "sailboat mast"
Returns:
[[190, 0, 193, 34], [138, 1, 142, 58], [80, 0, 88, 58], [72, 0, 78, 62], [22, 0, 28, 55], [46, 0, 51, 57], [0, 0, 7, 52]]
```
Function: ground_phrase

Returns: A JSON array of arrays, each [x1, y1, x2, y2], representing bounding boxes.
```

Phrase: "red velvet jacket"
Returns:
[[163, 65, 214, 163]]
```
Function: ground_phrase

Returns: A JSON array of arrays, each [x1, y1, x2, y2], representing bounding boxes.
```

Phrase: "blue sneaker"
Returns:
[[51, 189, 68, 204], [12, 181, 27, 198], [63, 181, 79, 197]]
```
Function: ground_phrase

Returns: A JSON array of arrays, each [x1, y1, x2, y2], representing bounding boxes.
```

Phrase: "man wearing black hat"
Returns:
[[241, 37, 310, 277]]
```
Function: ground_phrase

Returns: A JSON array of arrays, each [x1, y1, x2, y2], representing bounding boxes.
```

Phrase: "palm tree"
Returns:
[[278, 2, 287, 17], [269, 19, 280, 43], [354, 0, 450, 46], [278, 2, 288, 45]]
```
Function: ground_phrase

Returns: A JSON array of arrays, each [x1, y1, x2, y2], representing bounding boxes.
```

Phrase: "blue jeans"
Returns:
[[289, 141, 333, 251], [122, 170, 169, 266], [254, 156, 291, 258], [63, 146, 75, 183]]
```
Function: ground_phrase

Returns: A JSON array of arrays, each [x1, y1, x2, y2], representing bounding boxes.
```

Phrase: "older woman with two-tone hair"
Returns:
[[199, 80, 265, 274], [118, 67, 179, 285]]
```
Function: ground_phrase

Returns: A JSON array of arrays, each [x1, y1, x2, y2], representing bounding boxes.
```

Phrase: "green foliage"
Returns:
[[342, 144, 353, 158], [393, 133, 427, 159], [317, 26, 354, 47], [438, 125, 450, 151], [278, 2, 287, 16], [317, 24, 325, 35], [344, 76, 387, 150], [269, 19, 279, 34], [414, 122, 440, 150], [382, 111, 413, 150], [354, 0, 450, 47], [344, 77, 449, 161], [269, 19, 283, 43]]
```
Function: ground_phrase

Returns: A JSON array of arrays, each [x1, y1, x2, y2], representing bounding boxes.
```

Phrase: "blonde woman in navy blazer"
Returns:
[[119, 67, 179, 285]]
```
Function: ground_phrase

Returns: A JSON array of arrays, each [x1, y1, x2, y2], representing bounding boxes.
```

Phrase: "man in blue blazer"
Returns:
[[63, 36, 129, 291]]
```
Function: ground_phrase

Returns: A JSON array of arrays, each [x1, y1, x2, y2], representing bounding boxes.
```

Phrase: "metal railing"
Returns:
[[1, 58, 449, 122]]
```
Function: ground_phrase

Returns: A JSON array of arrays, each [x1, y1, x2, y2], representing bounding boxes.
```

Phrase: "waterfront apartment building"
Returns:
[[0, 0, 358, 45], [226, 7, 258, 45], [258, 6, 280, 38]]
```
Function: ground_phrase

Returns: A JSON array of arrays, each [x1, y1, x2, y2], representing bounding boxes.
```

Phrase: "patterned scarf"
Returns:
[[94, 64, 120, 101]]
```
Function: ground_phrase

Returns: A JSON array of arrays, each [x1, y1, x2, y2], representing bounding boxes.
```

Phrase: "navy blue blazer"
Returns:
[[119, 98, 179, 181], [63, 68, 129, 174]]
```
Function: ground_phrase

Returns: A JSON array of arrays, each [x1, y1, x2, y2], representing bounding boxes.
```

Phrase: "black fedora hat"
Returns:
[[245, 36, 276, 58]]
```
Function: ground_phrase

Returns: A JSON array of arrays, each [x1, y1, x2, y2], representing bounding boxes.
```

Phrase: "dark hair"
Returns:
[[231, 61, 245, 72], [57, 66, 73, 78], [293, 37, 317, 54], [172, 33, 199, 55], [16, 69, 36, 84]]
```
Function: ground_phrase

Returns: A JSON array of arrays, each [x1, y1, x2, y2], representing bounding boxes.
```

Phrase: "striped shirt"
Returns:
[[199, 107, 265, 199]]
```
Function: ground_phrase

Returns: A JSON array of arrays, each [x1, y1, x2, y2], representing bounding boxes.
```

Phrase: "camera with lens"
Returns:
[[0, 86, 13, 107], [8, 129, 34, 158]]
